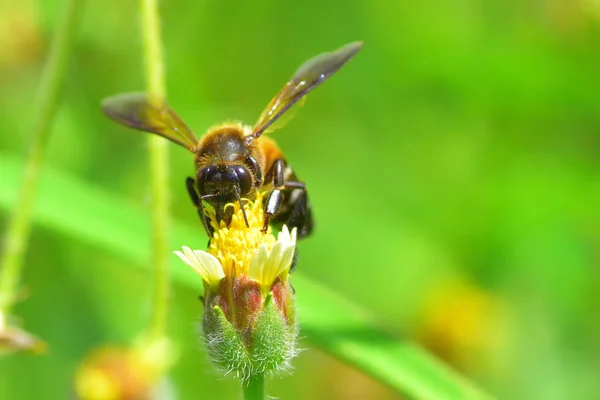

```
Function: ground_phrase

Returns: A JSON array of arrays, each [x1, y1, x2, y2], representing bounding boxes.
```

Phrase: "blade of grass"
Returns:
[[0, 152, 493, 400], [140, 0, 170, 344]]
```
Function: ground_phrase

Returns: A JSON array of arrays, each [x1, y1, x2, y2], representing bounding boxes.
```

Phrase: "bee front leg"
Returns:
[[262, 159, 313, 238], [262, 159, 286, 232], [186, 176, 200, 205], [186, 177, 214, 240], [263, 189, 283, 233]]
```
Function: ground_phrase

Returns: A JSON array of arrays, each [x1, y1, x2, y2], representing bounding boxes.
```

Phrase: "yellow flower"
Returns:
[[175, 193, 297, 290], [173, 192, 299, 378]]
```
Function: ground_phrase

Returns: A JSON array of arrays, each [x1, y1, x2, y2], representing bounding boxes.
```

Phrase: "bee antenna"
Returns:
[[234, 185, 249, 228]]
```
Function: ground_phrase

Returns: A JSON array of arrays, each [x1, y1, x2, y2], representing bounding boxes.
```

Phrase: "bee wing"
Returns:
[[102, 92, 199, 151], [249, 41, 363, 140]]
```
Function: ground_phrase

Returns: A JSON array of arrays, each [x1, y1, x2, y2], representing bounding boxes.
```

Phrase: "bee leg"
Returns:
[[186, 177, 214, 239], [246, 155, 263, 186], [285, 186, 313, 239], [262, 159, 287, 232], [263, 189, 283, 233], [200, 203, 215, 241], [272, 159, 285, 189], [263, 159, 313, 239], [281, 180, 312, 239], [284, 181, 305, 189], [285, 192, 307, 273], [186, 176, 199, 205]]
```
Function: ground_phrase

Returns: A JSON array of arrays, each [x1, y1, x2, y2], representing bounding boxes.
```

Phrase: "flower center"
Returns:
[[206, 192, 276, 277]]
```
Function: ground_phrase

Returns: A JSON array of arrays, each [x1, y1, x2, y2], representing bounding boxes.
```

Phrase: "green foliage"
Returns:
[[0, 152, 490, 399], [2, 0, 600, 399]]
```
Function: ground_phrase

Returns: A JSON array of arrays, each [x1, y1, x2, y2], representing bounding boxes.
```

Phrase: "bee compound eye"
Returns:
[[197, 166, 219, 195], [234, 166, 252, 196]]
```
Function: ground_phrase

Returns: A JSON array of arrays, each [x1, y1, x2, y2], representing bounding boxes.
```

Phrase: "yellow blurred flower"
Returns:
[[414, 278, 510, 373], [75, 339, 175, 400], [0, 1, 43, 70]]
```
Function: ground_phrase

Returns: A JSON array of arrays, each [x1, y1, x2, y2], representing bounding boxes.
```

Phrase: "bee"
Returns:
[[101, 41, 363, 239]]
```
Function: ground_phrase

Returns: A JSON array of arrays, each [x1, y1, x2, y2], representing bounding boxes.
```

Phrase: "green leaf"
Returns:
[[0, 152, 493, 400]]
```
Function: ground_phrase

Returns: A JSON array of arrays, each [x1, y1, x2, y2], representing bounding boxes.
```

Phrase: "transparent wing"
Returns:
[[101, 92, 199, 151], [250, 41, 363, 140], [259, 96, 307, 135]]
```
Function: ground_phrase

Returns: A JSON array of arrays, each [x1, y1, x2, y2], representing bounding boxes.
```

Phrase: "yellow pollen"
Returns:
[[206, 193, 277, 277]]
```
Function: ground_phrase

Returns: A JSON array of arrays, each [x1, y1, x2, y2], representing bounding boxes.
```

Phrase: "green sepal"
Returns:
[[249, 294, 298, 375], [202, 295, 298, 381], [203, 305, 250, 378]]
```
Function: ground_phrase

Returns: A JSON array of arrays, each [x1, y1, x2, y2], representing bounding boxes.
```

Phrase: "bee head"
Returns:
[[197, 165, 252, 200], [196, 165, 252, 227]]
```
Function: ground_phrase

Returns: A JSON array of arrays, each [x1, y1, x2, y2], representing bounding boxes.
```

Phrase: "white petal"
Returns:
[[173, 247, 224, 287], [174, 248, 194, 267], [249, 244, 269, 284], [183, 246, 195, 261], [271, 241, 294, 281], [249, 226, 297, 289], [278, 225, 297, 247], [269, 241, 287, 271], [290, 227, 297, 244], [278, 244, 295, 274], [194, 250, 225, 282], [278, 225, 291, 244]]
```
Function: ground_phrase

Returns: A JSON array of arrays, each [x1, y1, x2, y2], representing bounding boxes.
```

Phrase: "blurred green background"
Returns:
[[2, 0, 600, 398]]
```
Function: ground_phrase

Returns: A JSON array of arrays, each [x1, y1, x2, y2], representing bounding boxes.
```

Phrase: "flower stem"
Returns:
[[0, 0, 81, 315], [243, 374, 265, 400], [140, 0, 170, 341]]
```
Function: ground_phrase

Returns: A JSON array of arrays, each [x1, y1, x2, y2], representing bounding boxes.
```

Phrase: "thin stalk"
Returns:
[[243, 374, 265, 400], [0, 0, 82, 314], [140, 0, 170, 341]]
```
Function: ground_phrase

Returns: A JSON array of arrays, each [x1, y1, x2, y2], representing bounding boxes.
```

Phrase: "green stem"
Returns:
[[243, 374, 265, 400], [0, 0, 81, 315], [140, 0, 170, 341]]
